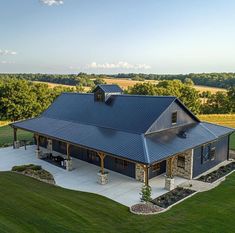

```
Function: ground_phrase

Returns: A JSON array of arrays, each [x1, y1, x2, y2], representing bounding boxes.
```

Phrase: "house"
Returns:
[[11, 84, 234, 189]]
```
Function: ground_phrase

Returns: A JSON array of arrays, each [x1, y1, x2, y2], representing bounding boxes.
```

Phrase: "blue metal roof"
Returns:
[[11, 90, 234, 164], [12, 117, 147, 163], [41, 93, 176, 134], [93, 84, 123, 93]]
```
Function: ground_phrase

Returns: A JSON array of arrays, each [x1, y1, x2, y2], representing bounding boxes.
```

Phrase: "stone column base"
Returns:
[[65, 159, 73, 171], [13, 141, 20, 149], [97, 172, 109, 185], [165, 177, 175, 191], [35, 149, 42, 159]]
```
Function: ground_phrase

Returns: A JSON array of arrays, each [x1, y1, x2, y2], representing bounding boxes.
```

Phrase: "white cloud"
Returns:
[[40, 0, 63, 6], [0, 61, 15, 64], [0, 49, 17, 56], [87, 61, 151, 70]]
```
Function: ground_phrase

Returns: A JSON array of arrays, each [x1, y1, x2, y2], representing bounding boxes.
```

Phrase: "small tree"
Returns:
[[140, 185, 152, 203]]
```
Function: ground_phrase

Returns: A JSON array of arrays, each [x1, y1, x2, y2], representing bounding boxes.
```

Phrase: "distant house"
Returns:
[[11, 84, 234, 189]]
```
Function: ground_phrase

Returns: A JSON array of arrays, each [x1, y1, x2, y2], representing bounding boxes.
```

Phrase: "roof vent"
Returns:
[[177, 130, 187, 139]]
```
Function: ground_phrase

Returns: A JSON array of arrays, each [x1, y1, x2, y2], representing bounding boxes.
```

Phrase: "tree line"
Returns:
[[1, 72, 235, 89], [112, 73, 235, 89], [127, 81, 235, 115], [0, 77, 234, 122]]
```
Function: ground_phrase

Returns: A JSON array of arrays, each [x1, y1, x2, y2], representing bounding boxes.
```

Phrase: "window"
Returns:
[[152, 163, 160, 172], [177, 156, 185, 168], [94, 90, 104, 102], [115, 158, 128, 170], [201, 144, 216, 163], [172, 112, 177, 125], [210, 147, 216, 161]]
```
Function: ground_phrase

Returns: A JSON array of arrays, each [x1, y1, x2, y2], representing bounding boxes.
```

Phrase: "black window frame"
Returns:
[[172, 111, 177, 125], [201, 144, 216, 164], [177, 155, 185, 169]]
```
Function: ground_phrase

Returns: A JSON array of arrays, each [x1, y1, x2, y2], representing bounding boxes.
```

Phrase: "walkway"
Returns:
[[0, 145, 187, 206]]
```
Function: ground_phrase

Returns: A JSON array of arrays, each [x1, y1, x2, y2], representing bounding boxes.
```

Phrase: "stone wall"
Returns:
[[136, 164, 145, 182], [172, 150, 193, 179]]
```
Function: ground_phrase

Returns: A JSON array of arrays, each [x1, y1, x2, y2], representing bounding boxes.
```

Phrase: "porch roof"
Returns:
[[12, 117, 234, 164]]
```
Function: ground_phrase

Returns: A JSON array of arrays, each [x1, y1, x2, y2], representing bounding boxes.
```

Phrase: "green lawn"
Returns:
[[0, 172, 234, 233], [230, 133, 235, 150], [0, 125, 33, 147]]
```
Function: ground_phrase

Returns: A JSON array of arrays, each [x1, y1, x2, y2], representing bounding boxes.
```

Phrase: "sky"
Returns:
[[0, 0, 235, 74]]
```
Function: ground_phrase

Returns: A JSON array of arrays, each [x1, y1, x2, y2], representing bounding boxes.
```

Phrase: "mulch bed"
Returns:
[[197, 162, 235, 183], [130, 203, 163, 215], [151, 187, 195, 209], [12, 164, 55, 184]]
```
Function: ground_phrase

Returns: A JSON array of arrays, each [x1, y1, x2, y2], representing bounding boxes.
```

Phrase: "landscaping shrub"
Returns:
[[140, 185, 152, 203]]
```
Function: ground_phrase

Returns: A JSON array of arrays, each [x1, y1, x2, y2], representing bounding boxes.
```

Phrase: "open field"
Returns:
[[103, 78, 227, 93], [32, 79, 227, 93], [199, 114, 235, 150], [198, 114, 235, 129], [0, 171, 234, 232], [0, 125, 33, 147]]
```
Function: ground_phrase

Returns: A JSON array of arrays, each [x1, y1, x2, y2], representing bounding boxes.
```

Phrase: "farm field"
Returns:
[[199, 114, 235, 150], [32, 78, 227, 94], [0, 171, 234, 232]]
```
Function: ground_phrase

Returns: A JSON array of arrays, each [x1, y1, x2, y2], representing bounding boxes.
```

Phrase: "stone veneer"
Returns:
[[172, 150, 193, 179], [136, 163, 145, 182]]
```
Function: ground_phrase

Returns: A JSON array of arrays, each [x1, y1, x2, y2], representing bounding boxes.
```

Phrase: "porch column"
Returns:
[[165, 156, 175, 191], [167, 157, 174, 178], [66, 143, 72, 171], [98, 152, 106, 174], [13, 128, 20, 149], [35, 134, 41, 158], [144, 165, 149, 186], [97, 152, 108, 185]]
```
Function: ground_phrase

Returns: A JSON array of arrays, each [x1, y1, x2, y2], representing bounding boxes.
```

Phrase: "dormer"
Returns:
[[93, 84, 123, 103]]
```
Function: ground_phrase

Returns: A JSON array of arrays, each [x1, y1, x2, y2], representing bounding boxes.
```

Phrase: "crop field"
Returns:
[[199, 114, 235, 150], [32, 78, 227, 94]]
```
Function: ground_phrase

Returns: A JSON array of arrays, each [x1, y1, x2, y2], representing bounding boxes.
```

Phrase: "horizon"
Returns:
[[1, 0, 235, 74]]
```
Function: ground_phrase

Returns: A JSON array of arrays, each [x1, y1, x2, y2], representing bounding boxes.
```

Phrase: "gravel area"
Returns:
[[130, 203, 163, 215]]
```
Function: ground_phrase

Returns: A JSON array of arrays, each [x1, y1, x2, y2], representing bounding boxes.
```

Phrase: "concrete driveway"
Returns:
[[0, 145, 187, 206]]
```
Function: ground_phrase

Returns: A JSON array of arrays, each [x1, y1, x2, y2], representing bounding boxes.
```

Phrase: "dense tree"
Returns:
[[127, 80, 201, 114]]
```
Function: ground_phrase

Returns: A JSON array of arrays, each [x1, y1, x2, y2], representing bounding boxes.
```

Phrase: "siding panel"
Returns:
[[193, 136, 228, 177], [148, 101, 196, 133]]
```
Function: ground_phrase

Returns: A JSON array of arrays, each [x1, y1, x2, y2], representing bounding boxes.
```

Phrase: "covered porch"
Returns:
[[0, 145, 187, 206]]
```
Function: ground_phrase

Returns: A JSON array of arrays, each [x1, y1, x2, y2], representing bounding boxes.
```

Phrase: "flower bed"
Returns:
[[12, 164, 55, 184], [151, 187, 195, 208], [130, 203, 163, 215], [197, 162, 235, 183]]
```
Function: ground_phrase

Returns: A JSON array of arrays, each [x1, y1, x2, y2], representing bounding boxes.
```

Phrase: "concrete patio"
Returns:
[[0, 145, 187, 207]]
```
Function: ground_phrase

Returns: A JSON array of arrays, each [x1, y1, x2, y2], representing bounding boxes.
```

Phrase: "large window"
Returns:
[[94, 90, 104, 102], [201, 144, 216, 163], [172, 112, 177, 125]]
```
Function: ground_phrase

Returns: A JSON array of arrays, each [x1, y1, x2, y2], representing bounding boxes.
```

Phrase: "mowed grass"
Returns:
[[199, 114, 235, 150], [0, 125, 33, 146], [0, 171, 235, 233]]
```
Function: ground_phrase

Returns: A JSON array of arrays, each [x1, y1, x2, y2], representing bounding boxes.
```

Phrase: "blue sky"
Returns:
[[0, 0, 235, 74]]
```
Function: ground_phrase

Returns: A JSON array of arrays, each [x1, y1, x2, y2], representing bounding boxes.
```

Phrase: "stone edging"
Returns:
[[12, 171, 55, 185], [130, 169, 235, 215], [129, 191, 198, 215], [210, 169, 235, 185]]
